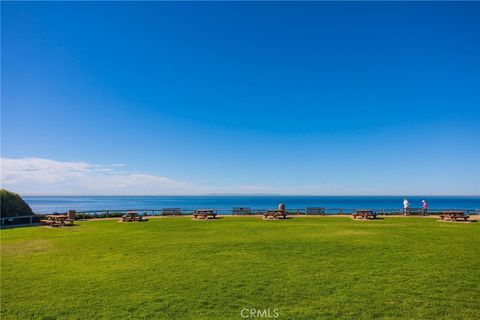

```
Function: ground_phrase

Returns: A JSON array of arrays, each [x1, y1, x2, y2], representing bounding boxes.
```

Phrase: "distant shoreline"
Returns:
[[21, 194, 480, 197]]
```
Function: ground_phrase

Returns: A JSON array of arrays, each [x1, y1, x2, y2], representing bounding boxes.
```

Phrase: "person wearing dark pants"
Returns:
[[422, 199, 428, 216]]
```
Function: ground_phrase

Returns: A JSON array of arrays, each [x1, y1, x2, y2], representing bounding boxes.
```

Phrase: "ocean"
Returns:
[[23, 196, 480, 214]]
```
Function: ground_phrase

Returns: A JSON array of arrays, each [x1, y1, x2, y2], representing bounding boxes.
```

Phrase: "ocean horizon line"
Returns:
[[22, 194, 480, 197]]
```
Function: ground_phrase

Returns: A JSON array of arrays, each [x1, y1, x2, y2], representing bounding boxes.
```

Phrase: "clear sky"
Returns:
[[1, 2, 479, 196]]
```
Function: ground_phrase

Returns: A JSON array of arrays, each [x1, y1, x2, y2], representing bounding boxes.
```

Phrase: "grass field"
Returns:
[[1, 217, 479, 320]]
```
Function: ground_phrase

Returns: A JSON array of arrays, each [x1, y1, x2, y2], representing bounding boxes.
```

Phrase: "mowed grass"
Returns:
[[1, 217, 479, 320]]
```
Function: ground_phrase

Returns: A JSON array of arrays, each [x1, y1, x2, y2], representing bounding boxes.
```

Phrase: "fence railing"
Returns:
[[1, 208, 478, 226], [71, 207, 479, 220], [0, 215, 41, 228]]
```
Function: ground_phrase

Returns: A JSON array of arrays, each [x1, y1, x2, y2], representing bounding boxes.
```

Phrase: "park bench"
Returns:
[[439, 211, 469, 222], [232, 207, 252, 215], [306, 207, 325, 215], [193, 209, 217, 219], [263, 210, 287, 219], [161, 208, 182, 216], [407, 208, 423, 216], [352, 210, 377, 220], [61, 219, 75, 226], [401, 208, 428, 216]]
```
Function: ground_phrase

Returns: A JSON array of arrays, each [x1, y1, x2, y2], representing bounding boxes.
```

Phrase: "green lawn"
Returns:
[[1, 217, 479, 320]]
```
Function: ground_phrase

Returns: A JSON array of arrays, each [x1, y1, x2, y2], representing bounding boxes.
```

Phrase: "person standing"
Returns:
[[403, 198, 409, 215], [422, 200, 428, 216]]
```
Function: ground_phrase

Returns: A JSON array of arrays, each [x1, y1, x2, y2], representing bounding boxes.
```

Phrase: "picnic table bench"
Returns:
[[42, 215, 74, 227], [352, 210, 377, 220], [161, 208, 182, 216], [263, 210, 287, 219], [193, 209, 217, 219], [40, 219, 60, 227], [439, 211, 469, 222], [62, 219, 75, 226], [121, 211, 148, 222]]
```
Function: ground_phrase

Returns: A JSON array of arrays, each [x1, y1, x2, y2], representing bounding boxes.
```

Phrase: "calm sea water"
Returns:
[[23, 196, 480, 214]]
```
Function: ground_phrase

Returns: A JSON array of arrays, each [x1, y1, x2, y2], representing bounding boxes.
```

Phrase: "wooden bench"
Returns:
[[306, 207, 325, 215], [161, 208, 182, 216], [352, 210, 377, 220], [63, 219, 75, 226], [193, 209, 217, 219], [232, 207, 252, 215], [263, 210, 287, 219], [439, 211, 469, 222], [403, 208, 424, 215]]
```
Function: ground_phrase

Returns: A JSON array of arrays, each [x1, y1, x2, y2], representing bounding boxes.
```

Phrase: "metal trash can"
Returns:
[[67, 210, 76, 220]]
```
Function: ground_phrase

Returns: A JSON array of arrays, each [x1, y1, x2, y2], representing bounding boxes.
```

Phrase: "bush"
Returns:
[[0, 189, 34, 218]]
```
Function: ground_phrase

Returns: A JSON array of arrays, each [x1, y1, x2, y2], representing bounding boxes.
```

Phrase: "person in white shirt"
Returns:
[[403, 198, 409, 215]]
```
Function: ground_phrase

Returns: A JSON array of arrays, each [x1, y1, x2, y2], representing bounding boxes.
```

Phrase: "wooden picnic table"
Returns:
[[41, 215, 73, 227], [352, 210, 377, 220], [121, 211, 136, 222], [439, 211, 469, 222], [193, 209, 217, 219], [121, 211, 148, 222], [263, 210, 287, 219]]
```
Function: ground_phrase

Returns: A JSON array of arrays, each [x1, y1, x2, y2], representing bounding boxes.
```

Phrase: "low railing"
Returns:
[[2, 208, 478, 226], [71, 207, 479, 220], [0, 215, 44, 228]]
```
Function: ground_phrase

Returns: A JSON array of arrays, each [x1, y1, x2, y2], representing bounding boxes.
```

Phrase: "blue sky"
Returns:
[[1, 2, 479, 195]]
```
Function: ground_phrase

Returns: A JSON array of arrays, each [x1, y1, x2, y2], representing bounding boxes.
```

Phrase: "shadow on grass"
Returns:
[[262, 217, 294, 220], [39, 224, 81, 229], [351, 217, 385, 221], [437, 219, 476, 224]]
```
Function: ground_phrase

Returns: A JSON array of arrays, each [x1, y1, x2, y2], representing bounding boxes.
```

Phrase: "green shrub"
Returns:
[[0, 189, 34, 218]]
